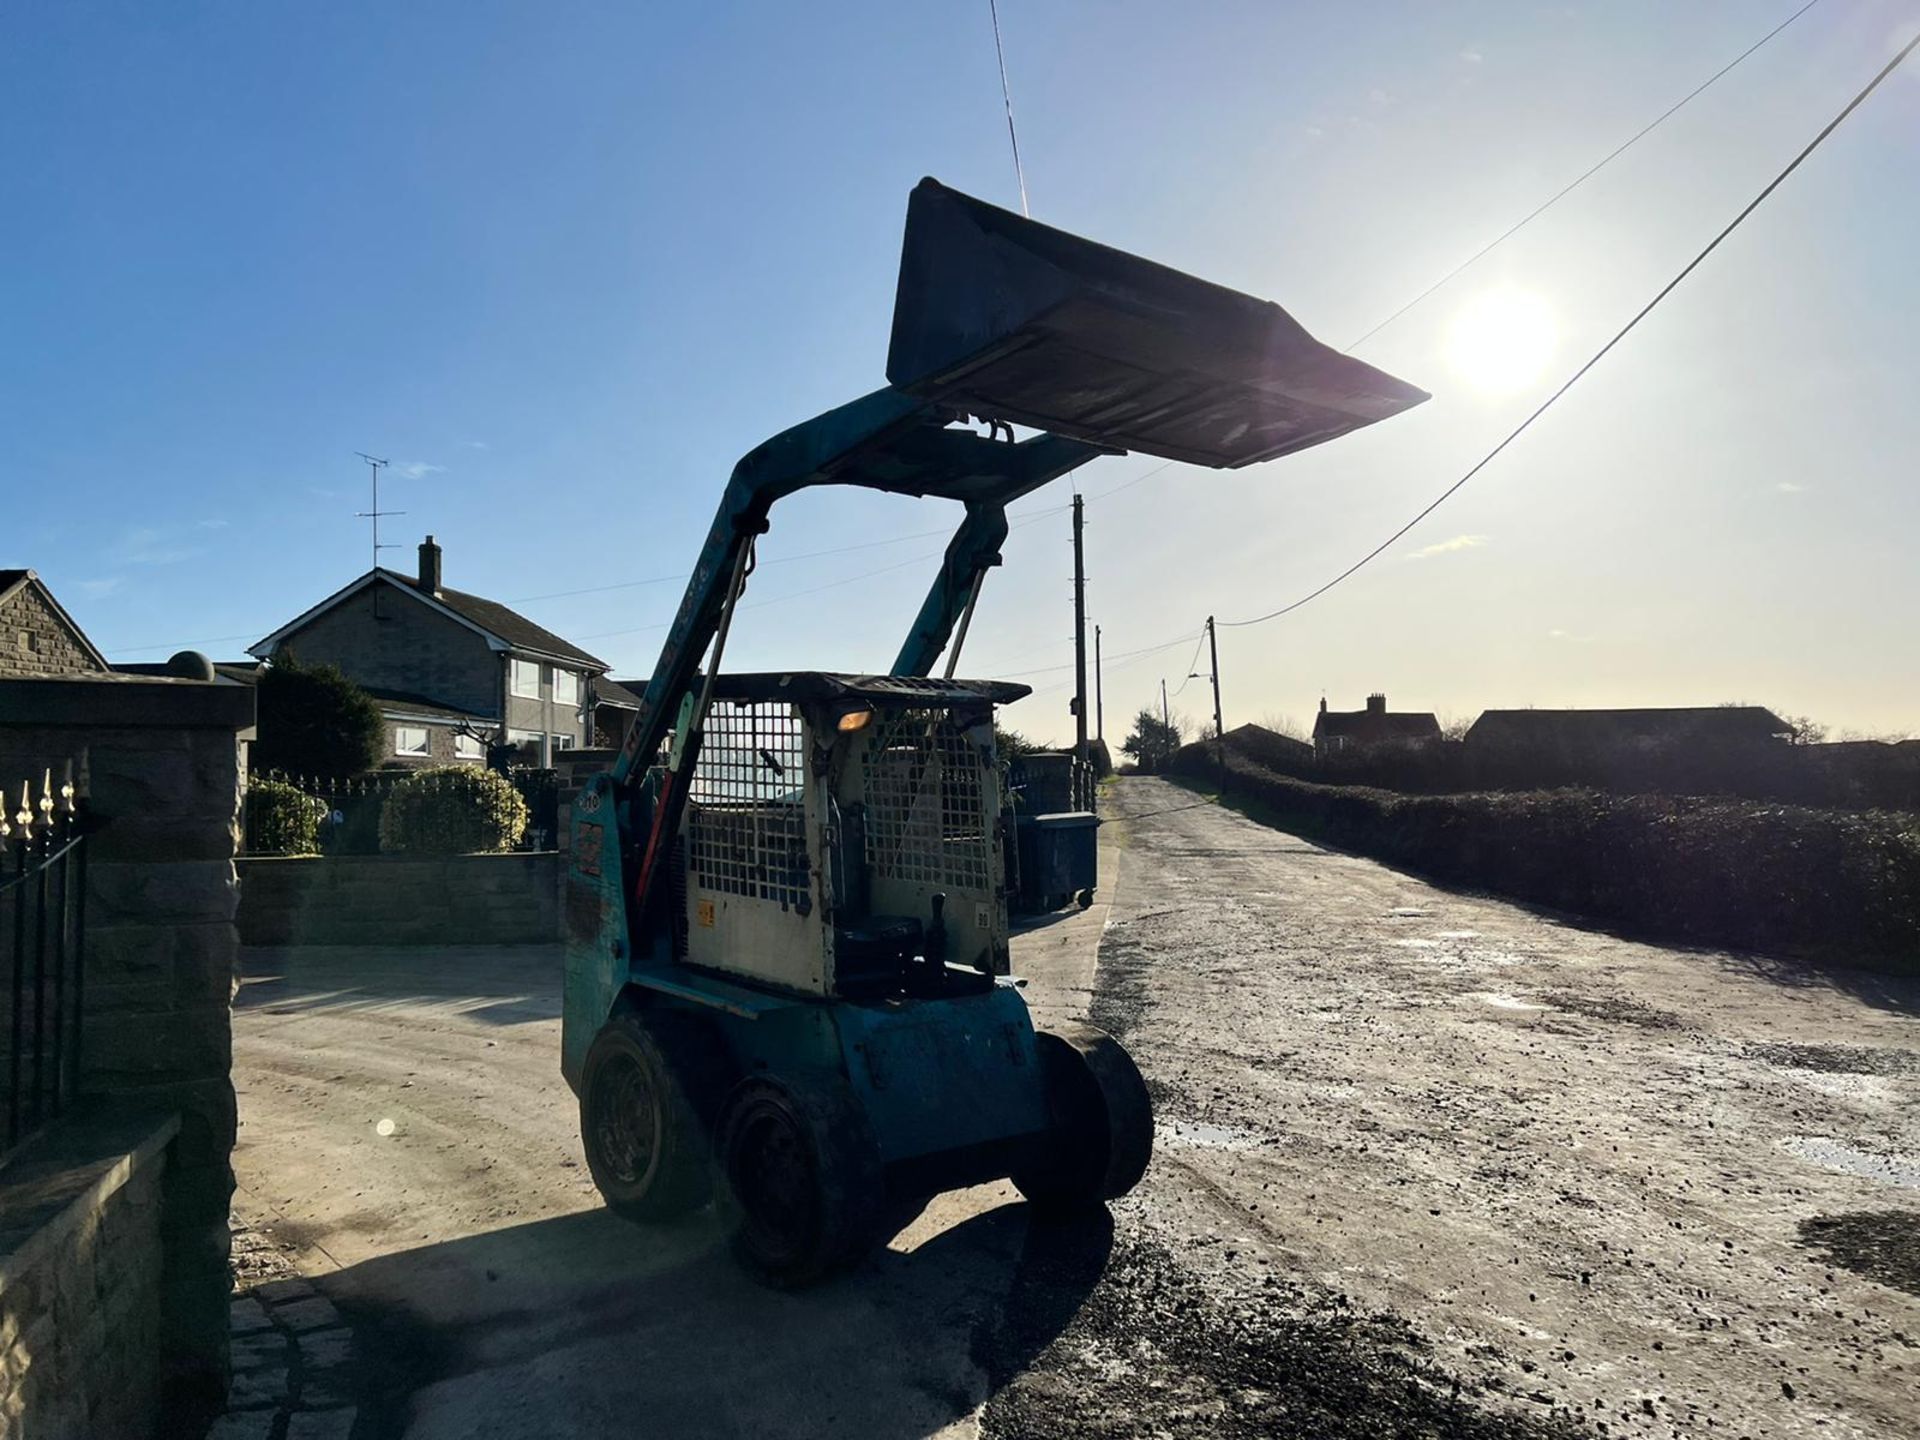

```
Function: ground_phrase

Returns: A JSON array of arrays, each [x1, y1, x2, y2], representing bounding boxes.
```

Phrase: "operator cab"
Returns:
[[668, 672, 1026, 1004]]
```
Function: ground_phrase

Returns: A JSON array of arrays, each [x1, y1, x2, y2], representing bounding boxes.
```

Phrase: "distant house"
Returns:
[[0, 570, 110, 678], [249, 536, 611, 766], [1464, 707, 1791, 763], [1220, 722, 1314, 771], [1312, 693, 1441, 757]]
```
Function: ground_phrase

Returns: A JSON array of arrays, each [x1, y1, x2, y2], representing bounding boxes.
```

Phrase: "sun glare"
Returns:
[[1444, 287, 1558, 395]]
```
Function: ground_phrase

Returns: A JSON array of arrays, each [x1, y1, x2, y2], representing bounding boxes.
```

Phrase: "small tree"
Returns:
[[252, 652, 385, 781], [1781, 713, 1828, 746], [995, 724, 1037, 759], [1120, 708, 1184, 773]]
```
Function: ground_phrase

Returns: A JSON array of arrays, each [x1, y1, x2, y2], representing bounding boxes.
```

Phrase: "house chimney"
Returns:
[[1366, 692, 1386, 716], [1319, 697, 1328, 714], [417, 536, 442, 596]]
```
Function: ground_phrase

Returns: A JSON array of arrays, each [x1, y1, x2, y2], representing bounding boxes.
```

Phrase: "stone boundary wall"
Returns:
[[0, 1113, 179, 1438], [0, 673, 253, 1424], [237, 852, 560, 946]]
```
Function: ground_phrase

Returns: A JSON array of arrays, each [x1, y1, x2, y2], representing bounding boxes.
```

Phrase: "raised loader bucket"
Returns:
[[888, 177, 1427, 469]]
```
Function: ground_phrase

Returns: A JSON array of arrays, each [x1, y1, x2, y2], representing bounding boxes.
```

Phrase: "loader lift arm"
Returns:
[[609, 388, 1105, 919]]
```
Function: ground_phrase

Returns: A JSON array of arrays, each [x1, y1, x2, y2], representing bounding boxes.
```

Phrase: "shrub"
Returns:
[[252, 652, 385, 781], [1171, 741, 1920, 971], [378, 767, 529, 855], [245, 775, 324, 856]]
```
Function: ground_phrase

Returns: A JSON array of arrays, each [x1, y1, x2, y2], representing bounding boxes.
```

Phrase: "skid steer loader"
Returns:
[[563, 178, 1425, 1283]]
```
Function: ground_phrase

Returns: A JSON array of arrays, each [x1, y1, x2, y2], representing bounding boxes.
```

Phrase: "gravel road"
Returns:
[[232, 777, 1920, 1438]]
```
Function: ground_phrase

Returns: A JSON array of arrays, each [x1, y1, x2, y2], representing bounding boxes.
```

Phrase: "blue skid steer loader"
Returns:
[[563, 179, 1426, 1284]]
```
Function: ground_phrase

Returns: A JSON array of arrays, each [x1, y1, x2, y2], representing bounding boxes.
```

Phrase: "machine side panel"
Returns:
[[834, 986, 1047, 1164], [561, 774, 631, 1090]]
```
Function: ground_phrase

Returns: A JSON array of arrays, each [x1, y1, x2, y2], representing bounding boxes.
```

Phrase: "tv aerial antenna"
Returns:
[[354, 452, 405, 568]]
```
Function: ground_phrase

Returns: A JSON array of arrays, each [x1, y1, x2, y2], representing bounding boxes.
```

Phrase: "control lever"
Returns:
[[925, 893, 948, 967]]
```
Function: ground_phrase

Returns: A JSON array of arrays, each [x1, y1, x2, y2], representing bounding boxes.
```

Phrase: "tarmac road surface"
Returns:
[[232, 776, 1920, 1438]]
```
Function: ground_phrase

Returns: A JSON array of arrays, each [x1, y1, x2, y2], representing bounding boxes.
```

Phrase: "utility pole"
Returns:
[[1207, 615, 1224, 742], [1161, 677, 1170, 733], [1071, 492, 1089, 765], [354, 453, 402, 568], [1094, 624, 1104, 742]]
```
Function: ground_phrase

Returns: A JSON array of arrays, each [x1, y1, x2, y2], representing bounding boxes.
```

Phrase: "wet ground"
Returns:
[[231, 777, 1920, 1437]]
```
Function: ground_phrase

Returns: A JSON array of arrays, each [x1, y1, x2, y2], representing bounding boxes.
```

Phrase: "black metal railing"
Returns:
[[243, 766, 561, 855], [2, 764, 92, 1154]]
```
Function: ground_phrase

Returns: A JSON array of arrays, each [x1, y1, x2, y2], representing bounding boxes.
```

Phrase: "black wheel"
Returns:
[[1076, 888, 1096, 910], [580, 1010, 724, 1222], [1011, 1023, 1153, 1214], [715, 1069, 882, 1287]]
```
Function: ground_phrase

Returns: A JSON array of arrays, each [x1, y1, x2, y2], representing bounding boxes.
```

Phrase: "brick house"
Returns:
[[1312, 692, 1441, 757], [0, 569, 111, 678], [248, 537, 611, 766]]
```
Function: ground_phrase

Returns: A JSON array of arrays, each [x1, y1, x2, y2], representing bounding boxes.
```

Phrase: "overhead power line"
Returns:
[[1346, 0, 1825, 351], [1219, 25, 1920, 633], [1170, 630, 1209, 697], [987, 0, 1030, 218]]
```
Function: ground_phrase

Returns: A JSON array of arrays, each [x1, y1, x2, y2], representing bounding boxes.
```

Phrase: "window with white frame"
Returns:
[[394, 725, 431, 757], [453, 732, 486, 761], [510, 658, 542, 698], [553, 669, 579, 706], [507, 727, 545, 762], [551, 733, 576, 752]]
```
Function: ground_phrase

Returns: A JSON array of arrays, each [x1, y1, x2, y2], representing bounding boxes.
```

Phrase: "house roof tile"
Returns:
[[380, 570, 608, 670]]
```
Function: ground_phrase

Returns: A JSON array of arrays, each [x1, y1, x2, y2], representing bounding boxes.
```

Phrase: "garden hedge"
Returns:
[[378, 766, 530, 855], [1171, 742, 1920, 970], [244, 775, 324, 856]]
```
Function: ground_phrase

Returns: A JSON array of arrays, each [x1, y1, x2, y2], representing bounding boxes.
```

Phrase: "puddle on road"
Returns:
[[1773, 1069, 1895, 1104], [1783, 1136, 1920, 1191], [1158, 1119, 1269, 1152], [1463, 991, 1549, 1012]]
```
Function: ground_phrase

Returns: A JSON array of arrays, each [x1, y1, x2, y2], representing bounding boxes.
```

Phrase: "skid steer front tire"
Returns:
[[715, 1069, 882, 1288], [1012, 1023, 1154, 1214], [581, 1010, 720, 1222]]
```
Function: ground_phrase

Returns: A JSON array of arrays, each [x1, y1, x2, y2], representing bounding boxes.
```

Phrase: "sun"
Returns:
[[1444, 287, 1558, 395]]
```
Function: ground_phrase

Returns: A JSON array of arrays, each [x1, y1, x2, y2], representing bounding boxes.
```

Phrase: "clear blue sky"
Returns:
[[5, 2, 1916, 743]]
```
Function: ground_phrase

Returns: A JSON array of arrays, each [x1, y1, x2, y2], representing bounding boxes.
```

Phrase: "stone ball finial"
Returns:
[[166, 650, 218, 682]]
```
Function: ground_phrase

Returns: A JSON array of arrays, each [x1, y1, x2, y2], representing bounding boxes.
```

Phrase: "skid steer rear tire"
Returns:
[[1012, 1023, 1154, 1215], [715, 1069, 882, 1288], [581, 1010, 723, 1222]]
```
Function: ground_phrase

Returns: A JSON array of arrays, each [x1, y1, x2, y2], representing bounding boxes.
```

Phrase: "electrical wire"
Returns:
[[987, 0, 1030, 218], [1345, 0, 1825, 351], [1169, 630, 1209, 697], [101, 497, 1086, 655], [1219, 26, 1920, 633]]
